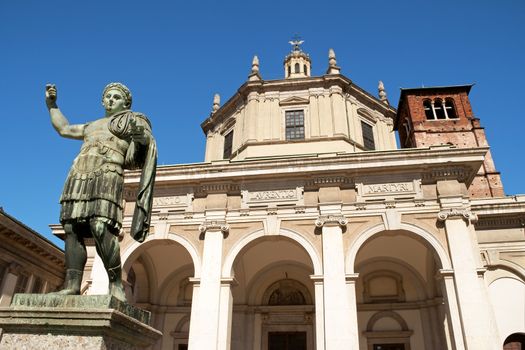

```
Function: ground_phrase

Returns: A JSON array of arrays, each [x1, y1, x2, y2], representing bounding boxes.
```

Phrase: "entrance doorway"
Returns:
[[268, 332, 307, 350]]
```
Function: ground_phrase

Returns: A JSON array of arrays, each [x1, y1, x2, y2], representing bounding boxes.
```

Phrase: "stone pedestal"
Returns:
[[0, 294, 162, 349]]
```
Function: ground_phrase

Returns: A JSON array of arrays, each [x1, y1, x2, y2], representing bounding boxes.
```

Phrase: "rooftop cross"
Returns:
[[288, 34, 304, 52]]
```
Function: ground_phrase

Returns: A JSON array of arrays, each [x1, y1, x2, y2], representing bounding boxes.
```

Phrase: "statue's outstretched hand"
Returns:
[[46, 84, 57, 107]]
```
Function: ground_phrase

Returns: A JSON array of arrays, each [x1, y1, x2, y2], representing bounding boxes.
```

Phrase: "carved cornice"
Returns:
[[194, 183, 240, 195], [437, 208, 478, 224], [305, 176, 353, 189], [475, 215, 525, 230], [422, 167, 469, 183], [199, 220, 229, 234], [315, 215, 348, 228]]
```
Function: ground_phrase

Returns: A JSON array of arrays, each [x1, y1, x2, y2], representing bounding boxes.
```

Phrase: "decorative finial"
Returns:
[[288, 34, 304, 52], [212, 94, 220, 113], [378, 81, 389, 105], [249, 55, 262, 81], [326, 48, 341, 75], [328, 48, 337, 67], [251, 55, 259, 73]]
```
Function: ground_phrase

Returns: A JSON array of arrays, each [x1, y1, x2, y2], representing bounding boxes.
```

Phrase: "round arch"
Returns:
[[486, 262, 525, 285], [244, 260, 314, 305], [366, 310, 409, 332], [157, 263, 194, 305], [222, 228, 322, 277], [355, 256, 431, 300], [345, 222, 452, 274], [122, 233, 201, 277]]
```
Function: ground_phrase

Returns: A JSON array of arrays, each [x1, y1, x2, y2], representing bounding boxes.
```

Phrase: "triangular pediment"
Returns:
[[279, 96, 310, 106]]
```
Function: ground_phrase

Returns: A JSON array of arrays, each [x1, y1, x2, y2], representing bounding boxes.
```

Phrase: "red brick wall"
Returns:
[[397, 89, 504, 198]]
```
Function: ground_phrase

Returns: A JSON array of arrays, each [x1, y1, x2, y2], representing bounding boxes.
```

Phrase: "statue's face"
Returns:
[[103, 89, 128, 114]]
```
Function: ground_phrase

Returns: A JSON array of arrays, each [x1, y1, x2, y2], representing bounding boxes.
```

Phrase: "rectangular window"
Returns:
[[285, 110, 305, 140], [223, 130, 233, 159], [361, 121, 375, 150]]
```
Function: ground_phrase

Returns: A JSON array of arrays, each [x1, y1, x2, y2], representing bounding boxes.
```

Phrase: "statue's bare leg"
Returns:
[[90, 217, 126, 302], [52, 222, 86, 295]]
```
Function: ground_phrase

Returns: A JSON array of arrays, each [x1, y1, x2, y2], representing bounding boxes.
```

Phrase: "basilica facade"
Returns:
[[65, 43, 525, 350]]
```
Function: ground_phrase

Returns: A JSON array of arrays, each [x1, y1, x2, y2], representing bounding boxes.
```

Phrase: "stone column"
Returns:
[[438, 269, 465, 350], [437, 208, 500, 349], [315, 214, 359, 350], [217, 278, 235, 350], [345, 273, 360, 349], [0, 263, 20, 306], [188, 221, 230, 350], [310, 275, 325, 350]]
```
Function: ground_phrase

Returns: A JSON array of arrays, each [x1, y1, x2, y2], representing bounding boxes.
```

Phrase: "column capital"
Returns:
[[437, 208, 478, 224], [315, 214, 347, 228], [199, 220, 229, 235]]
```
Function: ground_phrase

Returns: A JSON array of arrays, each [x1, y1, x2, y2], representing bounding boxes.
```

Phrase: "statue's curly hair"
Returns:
[[102, 82, 132, 107]]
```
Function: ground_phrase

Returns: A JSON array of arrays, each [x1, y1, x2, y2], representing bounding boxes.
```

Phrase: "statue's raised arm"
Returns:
[[45, 84, 85, 140]]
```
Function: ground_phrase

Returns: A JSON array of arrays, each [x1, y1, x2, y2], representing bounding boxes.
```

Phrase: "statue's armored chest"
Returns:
[[73, 118, 129, 174]]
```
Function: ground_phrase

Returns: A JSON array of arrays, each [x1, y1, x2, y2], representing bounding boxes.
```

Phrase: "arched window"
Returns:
[[445, 98, 457, 119], [287, 65, 291, 77], [423, 100, 434, 120], [304, 64, 308, 76], [434, 99, 446, 119], [294, 63, 300, 73]]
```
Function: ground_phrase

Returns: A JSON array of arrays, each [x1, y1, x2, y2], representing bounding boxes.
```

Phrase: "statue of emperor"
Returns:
[[45, 83, 157, 301]]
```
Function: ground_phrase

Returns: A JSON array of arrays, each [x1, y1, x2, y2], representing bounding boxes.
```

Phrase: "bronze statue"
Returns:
[[45, 83, 156, 301]]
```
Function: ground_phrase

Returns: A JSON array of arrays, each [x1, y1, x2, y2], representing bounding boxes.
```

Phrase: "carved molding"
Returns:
[[315, 215, 348, 228], [422, 167, 469, 183], [305, 176, 353, 189], [437, 208, 478, 224], [195, 183, 239, 195], [475, 215, 525, 230], [199, 220, 229, 234]]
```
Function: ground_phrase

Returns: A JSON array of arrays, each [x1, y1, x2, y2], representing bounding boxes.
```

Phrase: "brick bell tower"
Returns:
[[395, 85, 504, 198]]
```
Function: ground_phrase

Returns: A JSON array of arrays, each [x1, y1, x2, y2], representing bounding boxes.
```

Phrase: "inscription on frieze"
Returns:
[[357, 179, 421, 201], [364, 182, 413, 195], [242, 187, 304, 208], [152, 194, 193, 209], [251, 190, 297, 201]]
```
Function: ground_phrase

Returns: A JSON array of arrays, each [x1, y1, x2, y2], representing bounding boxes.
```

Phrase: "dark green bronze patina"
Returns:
[[45, 83, 156, 301]]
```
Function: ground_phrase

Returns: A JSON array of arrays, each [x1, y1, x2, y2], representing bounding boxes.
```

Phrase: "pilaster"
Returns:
[[437, 180, 500, 349], [315, 208, 359, 349], [188, 220, 230, 350]]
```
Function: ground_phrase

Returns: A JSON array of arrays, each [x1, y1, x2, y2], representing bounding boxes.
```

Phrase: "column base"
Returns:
[[0, 294, 162, 349]]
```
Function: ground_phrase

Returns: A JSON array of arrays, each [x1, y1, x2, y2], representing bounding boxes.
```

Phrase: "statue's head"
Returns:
[[102, 82, 132, 114]]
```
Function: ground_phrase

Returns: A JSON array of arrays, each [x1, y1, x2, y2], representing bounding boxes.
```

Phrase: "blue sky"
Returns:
[[1, 1, 524, 247]]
